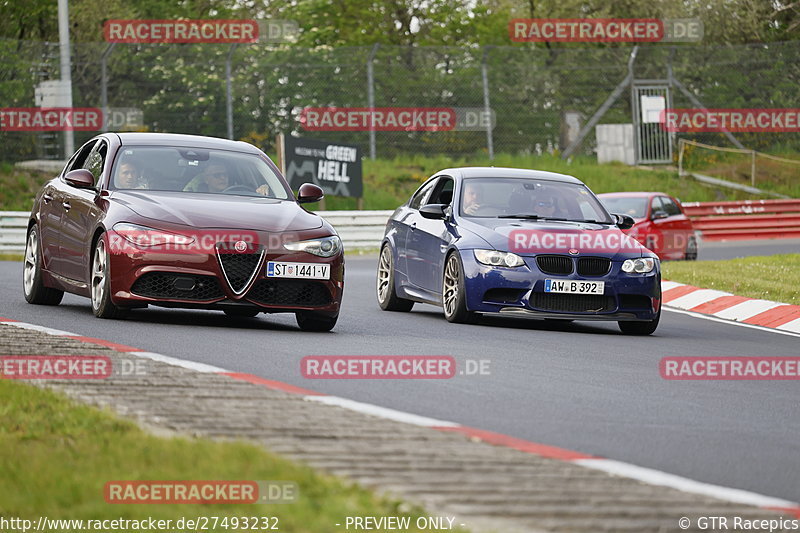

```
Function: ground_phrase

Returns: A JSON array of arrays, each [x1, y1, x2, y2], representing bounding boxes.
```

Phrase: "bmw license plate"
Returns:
[[544, 279, 604, 294], [266, 261, 330, 280]]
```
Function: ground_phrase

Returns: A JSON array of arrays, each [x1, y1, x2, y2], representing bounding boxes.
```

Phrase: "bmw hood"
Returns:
[[111, 191, 323, 232], [461, 218, 650, 259]]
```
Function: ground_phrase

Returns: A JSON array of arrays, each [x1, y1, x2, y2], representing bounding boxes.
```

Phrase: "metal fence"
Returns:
[[1, 40, 799, 162]]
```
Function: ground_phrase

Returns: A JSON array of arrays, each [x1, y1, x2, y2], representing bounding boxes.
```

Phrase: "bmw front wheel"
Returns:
[[442, 252, 476, 324]]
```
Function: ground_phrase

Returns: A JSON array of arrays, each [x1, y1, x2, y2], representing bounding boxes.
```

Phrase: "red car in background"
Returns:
[[598, 192, 698, 261]]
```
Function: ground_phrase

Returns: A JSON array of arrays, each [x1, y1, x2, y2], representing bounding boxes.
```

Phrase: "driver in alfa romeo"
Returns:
[[184, 162, 270, 195]]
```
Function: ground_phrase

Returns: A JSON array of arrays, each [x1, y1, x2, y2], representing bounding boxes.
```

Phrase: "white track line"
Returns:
[[575, 459, 797, 509], [133, 351, 228, 373], [662, 307, 800, 338], [305, 395, 459, 428]]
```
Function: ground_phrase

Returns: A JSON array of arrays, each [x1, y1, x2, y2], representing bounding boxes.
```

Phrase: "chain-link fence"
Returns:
[[1, 39, 799, 162]]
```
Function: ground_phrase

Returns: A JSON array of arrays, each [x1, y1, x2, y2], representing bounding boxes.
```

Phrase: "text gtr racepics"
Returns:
[[377, 167, 661, 335]]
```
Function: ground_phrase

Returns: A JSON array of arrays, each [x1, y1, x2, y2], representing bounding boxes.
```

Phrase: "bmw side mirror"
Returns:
[[64, 169, 95, 189], [419, 204, 447, 220], [297, 183, 324, 204], [613, 213, 635, 229], [651, 210, 669, 220]]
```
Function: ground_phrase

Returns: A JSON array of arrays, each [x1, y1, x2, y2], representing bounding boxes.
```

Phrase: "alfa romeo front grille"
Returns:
[[215, 242, 264, 294]]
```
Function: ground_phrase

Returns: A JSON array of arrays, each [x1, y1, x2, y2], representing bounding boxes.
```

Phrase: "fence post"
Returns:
[[751, 150, 756, 187], [367, 43, 379, 160], [225, 44, 238, 140], [481, 46, 494, 160], [100, 43, 116, 132]]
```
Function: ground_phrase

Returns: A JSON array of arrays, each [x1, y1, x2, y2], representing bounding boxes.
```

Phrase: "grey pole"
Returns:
[[226, 44, 238, 140], [367, 43, 379, 159], [481, 46, 494, 160], [561, 46, 638, 160], [57, 0, 74, 157], [100, 43, 116, 132]]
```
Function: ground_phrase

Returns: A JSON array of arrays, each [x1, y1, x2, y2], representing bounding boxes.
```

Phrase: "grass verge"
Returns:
[[0, 379, 465, 532], [662, 254, 800, 305]]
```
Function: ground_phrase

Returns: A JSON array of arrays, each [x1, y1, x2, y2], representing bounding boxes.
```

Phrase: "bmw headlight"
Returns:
[[474, 249, 525, 268], [284, 236, 342, 257], [112, 223, 195, 247], [621, 257, 656, 273]]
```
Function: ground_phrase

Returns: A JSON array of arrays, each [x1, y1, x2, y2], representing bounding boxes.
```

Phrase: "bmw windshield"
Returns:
[[459, 178, 613, 224]]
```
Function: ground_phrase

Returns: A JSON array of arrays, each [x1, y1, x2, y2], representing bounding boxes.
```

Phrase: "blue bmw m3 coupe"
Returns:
[[376, 167, 662, 335]]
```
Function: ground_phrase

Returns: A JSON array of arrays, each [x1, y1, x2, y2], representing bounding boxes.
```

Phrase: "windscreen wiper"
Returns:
[[497, 214, 542, 219], [540, 217, 610, 224]]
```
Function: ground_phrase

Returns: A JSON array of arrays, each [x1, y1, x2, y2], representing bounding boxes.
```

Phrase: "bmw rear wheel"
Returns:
[[91, 236, 126, 319], [23, 225, 64, 305], [442, 252, 477, 324], [376, 244, 414, 311]]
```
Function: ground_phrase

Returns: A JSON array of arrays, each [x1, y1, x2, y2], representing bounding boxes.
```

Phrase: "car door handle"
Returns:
[[62, 202, 71, 211], [43, 194, 53, 203]]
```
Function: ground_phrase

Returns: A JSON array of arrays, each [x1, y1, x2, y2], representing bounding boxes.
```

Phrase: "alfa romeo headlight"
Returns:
[[284, 236, 342, 257], [474, 249, 525, 268], [622, 257, 656, 273], [112, 222, 195, 247]]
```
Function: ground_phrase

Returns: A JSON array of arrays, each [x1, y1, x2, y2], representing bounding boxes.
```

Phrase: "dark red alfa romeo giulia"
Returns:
[[23, 133, 344, 331]]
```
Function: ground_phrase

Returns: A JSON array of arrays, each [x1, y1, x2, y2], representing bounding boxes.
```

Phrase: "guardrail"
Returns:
[[0, 210, 394, 254], [0, 211, 30, 253], [3, 201, 798, 253], [682, 200, 800, 241]]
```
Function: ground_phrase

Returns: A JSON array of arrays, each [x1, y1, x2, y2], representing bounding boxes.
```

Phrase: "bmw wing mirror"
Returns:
[[419, 204, 447, 220], [64, 169, 96, 189], [613, 213, 635, 229]]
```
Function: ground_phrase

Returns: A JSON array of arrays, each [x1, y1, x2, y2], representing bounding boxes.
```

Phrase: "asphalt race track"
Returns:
[[1, 252, 799, 504]]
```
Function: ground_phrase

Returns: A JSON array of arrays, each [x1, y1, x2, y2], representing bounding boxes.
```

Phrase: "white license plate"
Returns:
[[266, 261, 330, 280], [544, 279, 604, 294]]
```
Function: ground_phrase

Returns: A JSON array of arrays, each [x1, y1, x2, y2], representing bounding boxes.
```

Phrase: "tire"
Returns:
[[22, 225, 64, 305], [223, 308, 260, 318], [684, 236, 698, 261], [90, 236, 127, 319], [618, 309, 660, 336], [376, 244, 414, 312], [442, 252, 477, 324], [295, 311, 338, 332]]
